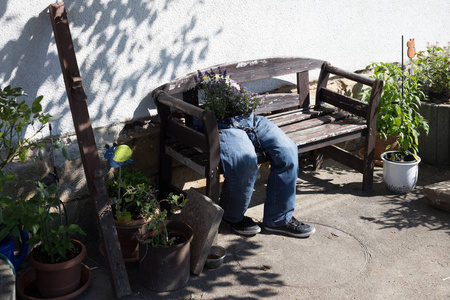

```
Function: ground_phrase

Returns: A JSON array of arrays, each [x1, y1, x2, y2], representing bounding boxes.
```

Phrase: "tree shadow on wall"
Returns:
[[64, 0, 221, 126], [0, 0, 222, 135], [0, 8, 56, 111]]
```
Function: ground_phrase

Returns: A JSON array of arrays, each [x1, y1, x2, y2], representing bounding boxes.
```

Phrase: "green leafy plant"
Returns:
[[26, 183, 86, 264], [363, 62, 429, 161], [0, 86, 49, 169], [107, 168, 157, 221], [0, 175, 28, 241], [413, 42, 450, 102], [140, 193, 187, 248], [0, 86, 50, 242]]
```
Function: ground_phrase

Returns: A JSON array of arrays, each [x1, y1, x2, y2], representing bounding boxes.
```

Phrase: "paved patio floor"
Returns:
[[19, 159, 450, 299]]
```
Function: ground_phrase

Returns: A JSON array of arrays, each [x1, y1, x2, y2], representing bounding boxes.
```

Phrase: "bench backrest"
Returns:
[[155, 57, 325, 101]]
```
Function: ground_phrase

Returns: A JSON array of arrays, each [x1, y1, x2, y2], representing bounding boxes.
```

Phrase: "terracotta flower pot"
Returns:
[[359, 133, 398, 167], [28, 239, 87, 298], [114, 218, 148, 259], [99, 218, 149, 262]]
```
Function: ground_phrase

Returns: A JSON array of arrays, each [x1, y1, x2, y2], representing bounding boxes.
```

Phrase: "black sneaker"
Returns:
[[223, 216, 261, 236], [264, 216, 315, 238]]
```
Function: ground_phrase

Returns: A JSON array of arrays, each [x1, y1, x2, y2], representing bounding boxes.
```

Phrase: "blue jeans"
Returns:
[[218, 113, 298, 227]]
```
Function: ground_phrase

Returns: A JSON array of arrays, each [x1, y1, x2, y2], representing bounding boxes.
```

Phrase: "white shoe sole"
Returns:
[[264, 225, 316, 238]]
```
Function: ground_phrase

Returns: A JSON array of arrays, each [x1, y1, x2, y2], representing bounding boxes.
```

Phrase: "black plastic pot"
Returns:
[[138, 220, 193, 292]]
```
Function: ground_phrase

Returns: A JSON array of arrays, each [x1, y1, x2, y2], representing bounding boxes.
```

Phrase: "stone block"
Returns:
[[423, 180, 450, 212], [0, 258, 15, 300], [173, 188, 224, 275]]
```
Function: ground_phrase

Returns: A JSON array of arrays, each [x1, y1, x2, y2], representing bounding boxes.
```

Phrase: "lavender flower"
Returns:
[[195, 68, 266, 119]]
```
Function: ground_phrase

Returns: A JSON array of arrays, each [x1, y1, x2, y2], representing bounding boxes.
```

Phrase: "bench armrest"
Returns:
[[154, 90, 206, 120]]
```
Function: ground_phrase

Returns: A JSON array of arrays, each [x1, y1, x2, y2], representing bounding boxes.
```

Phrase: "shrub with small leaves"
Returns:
[[26, 183, 86, 264]]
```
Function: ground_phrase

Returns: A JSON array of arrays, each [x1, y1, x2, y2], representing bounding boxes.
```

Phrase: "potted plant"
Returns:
[[413, 42, 450, 104], [22, 182, 88, 298], [411, 42, 450, 165], [194, 68, 266, 120], [137, 193, 191, 292], [365, 61, 429, 193], [105, 167, 158, 261], [0, 85, 50, 271]]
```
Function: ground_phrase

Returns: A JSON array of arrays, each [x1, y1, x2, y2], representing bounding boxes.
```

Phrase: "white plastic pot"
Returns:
[[381, 151, 421, 194]]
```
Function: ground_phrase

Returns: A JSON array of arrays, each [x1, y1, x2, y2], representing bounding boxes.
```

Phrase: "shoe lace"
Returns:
[[287, 217, 306, 230]]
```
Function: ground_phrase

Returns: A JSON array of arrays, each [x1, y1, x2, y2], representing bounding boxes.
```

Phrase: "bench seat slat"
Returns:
[[277, 111, 350, 134], [268, 106, 341, 127], [287, 118, 367, 147]]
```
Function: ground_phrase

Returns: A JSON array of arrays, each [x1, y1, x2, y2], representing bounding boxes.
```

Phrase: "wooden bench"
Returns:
[[152, 57, 383, 202]]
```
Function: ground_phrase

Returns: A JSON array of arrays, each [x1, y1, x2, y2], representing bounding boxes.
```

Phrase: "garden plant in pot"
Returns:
[[105, 166, 158, 261], [366, 58, 429, 193], [137, 193, 191, 292], [0, 86, 50, 271], [413, 42, 450, 104], [21, 182, 88, 298]]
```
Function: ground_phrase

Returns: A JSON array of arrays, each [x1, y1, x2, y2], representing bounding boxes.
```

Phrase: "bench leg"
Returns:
[[362, 154, 374, 191], [159, 154, 172, 200], [205, 167, 220, 204], [312, 150, 324, 171]]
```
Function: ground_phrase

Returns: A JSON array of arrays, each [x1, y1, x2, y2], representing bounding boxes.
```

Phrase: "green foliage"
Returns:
[[0, 86, 49, 243], [413, 43, 450, 95], [0, 86, 49, 170], [363, 62, 429, 161], [26, 182, 86, 263], [0, 85, 77, 261], [0, 172, 24, 241], [141, 193, 187, 248], [107, 168, 157, 221]]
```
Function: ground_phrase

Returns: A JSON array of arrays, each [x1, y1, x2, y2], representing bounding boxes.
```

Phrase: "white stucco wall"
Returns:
[[1, 0, 449, 138]]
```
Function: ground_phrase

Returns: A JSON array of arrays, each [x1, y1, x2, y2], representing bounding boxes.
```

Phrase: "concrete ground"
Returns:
[[17, 159, 450, 299]]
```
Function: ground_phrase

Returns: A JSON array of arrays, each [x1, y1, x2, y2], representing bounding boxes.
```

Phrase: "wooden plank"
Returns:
[[297, 71, 310, 107], [418, 102, 437, 164], [436, 104, 450, 165], [203, 109, 221, 203], [297, 131, 365, 154], [325, 63, 376, 86], [278, 112, 350, 134], [156, 57, 325, 95], [319, 88, 368, 118], [319, 145, 364, 173], [166, 119, 207, 152], [157, 92, 205, 119], [166, 146, 206, 175], [48, 3, 131, 298], [287, 119, 367, 147], [268, 107, 342, 128], [256, 94, 301, 115]]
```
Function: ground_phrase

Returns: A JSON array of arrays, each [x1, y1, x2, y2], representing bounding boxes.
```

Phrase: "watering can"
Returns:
[[0, 231, 29, 272]]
